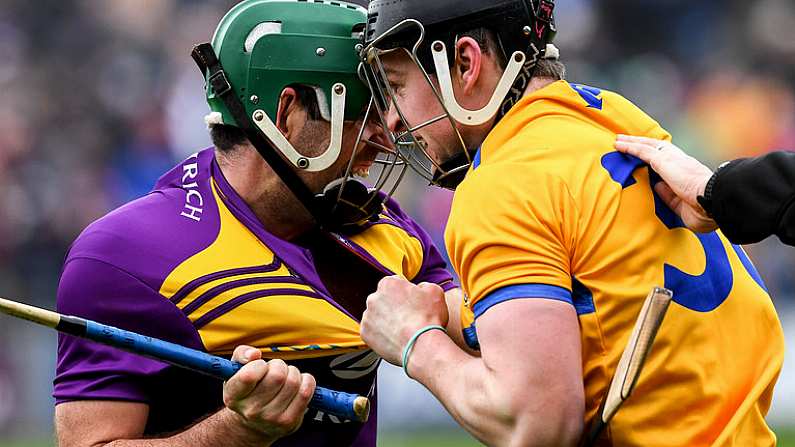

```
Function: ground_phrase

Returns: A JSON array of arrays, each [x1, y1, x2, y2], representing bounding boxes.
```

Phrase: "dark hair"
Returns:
[[211, 84, 324, 152], [459, 27, 565, 81]]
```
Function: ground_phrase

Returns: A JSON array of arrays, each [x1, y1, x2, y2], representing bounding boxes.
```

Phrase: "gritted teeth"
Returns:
[[353, 166, 371, 178]]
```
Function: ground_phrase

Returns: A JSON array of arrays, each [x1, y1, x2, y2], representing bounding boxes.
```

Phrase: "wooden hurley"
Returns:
[[0, 297, 370, 422], [581, 287, 673, 446]]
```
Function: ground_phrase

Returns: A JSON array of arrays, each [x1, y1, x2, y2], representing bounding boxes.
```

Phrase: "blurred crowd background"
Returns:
[[0, 0, 793, 444]]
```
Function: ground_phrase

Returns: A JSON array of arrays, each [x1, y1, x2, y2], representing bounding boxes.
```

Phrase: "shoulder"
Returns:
[[454, 162, 576, 217], [379, 195, 420, 231], [349, 196, 427, 264], [347, 195, 453, 285], [57, 256, 198, 341], [68, 150, 222, 290], [447, 162, 579, 279], [493, 81, 668, 159], [353, 195, 429, 245]]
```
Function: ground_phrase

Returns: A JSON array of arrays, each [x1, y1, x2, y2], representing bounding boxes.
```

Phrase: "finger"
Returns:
[[359, 309, 374, 342], [694, 218, 719, 234], [251, 359, 290, 406], [261, 364, 303, 416], [616, 134, 667, 146], [232, 345, 262, 364], [417, 282, 444, 295], [224, 359, 269, 405], [614, 140, 656, 163], [365, 291, 380, 311], [281, 373, 316, 423], [361, 308, 369, 325], [377, 275, 405, 291], [654, 182, 681, 212]]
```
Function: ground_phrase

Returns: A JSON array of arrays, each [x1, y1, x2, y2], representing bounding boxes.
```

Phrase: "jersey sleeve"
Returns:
[[446, 163, 579, 319], [54, 257, 204, 404], [382, 199, 456, 291], [406, 221, 456, 291]]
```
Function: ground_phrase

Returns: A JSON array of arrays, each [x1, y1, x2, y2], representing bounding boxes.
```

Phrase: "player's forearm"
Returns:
[[103, 409, 277, 447], [407, 331, 577, 447]]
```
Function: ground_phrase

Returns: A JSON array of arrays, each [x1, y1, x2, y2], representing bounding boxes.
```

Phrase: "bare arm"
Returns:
[[409, 299, 584, 446], [55, 402, 271, 447], [56, 347, 315, 447], [362, 278, 583, 447]]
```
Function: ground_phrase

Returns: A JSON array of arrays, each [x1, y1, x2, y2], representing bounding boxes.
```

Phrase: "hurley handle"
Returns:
[[82, 320, 370, 422]]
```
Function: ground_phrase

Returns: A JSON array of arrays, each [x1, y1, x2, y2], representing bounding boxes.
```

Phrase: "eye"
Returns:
[[390, 82, 405, 97]]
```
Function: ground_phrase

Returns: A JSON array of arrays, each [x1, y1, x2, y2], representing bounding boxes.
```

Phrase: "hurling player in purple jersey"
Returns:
[[53, 2, 465, 447]]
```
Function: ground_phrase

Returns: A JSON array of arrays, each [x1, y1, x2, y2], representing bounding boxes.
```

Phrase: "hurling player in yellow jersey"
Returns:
[[358, 1, 785, 446]]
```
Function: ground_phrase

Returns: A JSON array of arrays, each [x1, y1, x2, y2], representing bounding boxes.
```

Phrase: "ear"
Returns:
[[454, 36, 484, 95], [275, 87, 307, 140]]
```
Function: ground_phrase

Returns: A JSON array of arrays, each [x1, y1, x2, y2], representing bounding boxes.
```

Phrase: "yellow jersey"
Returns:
[[447, 80, 784, 446]]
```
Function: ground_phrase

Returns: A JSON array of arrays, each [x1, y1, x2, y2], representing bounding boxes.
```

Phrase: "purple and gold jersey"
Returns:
[[54, 149, 453, 446], [447, 81, 784, 446]]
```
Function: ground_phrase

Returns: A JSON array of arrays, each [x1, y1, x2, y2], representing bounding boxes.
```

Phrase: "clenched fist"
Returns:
[[360, 276, 449, 366], [223, 346, 316, 442]]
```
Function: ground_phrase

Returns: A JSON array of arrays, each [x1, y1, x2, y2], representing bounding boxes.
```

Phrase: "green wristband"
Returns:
[[401, 325, 447, 379]]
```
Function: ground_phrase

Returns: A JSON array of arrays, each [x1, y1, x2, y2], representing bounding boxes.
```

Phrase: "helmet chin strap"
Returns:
[[191, 43, 381, 234], [431, 148, 478, 190], [431, 41, 527, 127], [251, 84, 347, 172]]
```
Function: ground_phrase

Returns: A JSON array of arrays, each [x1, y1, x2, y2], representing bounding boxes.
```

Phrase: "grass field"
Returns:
[[379, 429, 795, 446], [3, 429, 795, 446], [387, 430, 795, 446]]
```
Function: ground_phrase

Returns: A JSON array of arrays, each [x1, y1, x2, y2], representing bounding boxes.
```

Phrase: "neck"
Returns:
[[215, 145, 314, 240], [521, 76, 557, 99]]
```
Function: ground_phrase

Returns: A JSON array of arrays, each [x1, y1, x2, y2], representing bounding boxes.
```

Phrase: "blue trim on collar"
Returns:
[[472, 147, 482, 170], [472, 283, 573, 320]]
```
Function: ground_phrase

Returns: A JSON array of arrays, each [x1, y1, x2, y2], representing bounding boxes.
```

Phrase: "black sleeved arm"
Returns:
[[709, 151, 795, 245]]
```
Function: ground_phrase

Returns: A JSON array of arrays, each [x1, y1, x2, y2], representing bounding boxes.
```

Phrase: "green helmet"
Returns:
[[206, 0, 369, 128], [194, 0, 403, 232]]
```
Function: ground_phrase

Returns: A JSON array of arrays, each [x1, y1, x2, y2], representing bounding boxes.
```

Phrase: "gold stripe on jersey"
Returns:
[[159, 183, 277, 301], [159, 182, 364, 360], [347, 215, 424, 279], [198, 294, 363, 361]]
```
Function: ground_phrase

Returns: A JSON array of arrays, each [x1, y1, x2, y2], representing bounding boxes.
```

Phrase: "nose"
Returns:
[[384, 101, 402, 134]]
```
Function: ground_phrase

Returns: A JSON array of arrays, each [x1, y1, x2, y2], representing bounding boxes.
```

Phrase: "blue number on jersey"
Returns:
[[601, 152, 766, 312], [569, 83, 604, 110]]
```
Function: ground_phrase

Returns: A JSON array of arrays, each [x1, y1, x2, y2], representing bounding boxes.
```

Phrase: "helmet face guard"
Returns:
[[316, 98, 408, 232], [197, 0, 408, 233], [359, 0, 557, 190], [360, 20, 472, 190]]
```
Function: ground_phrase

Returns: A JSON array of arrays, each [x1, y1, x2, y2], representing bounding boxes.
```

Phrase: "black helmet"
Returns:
[[359, 0, 557, 189]]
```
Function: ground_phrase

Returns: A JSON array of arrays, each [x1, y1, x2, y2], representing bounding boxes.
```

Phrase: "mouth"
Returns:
[[351, 144, 381, 178], [350, 133, 401, 178], [352, 161, 374, 178]]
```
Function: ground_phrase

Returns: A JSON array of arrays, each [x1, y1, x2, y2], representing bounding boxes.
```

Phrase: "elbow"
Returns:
[[505, 399, 584, 447]]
